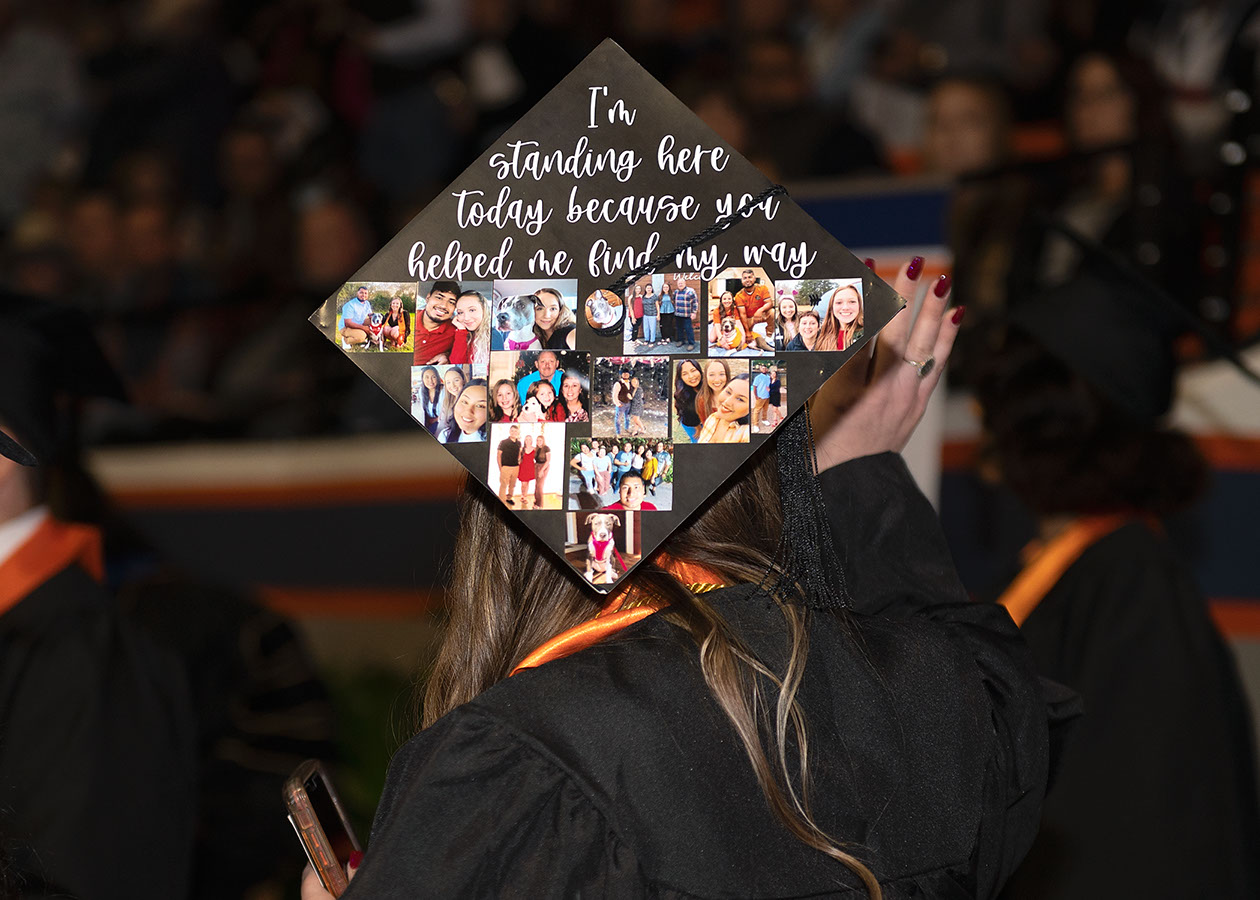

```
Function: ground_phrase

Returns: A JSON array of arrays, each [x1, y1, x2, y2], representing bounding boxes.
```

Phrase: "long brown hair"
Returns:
[[818, 285, 864, 351], [695, 358, 732, 422], [423, 444, 882, 896]]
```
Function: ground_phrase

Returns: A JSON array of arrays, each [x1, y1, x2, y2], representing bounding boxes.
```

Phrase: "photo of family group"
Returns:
[[774, 278, 864, 352], [336, 281, 417, 353], [410, 364, 487, 443], [585, 289, 624, 332], [750, 361, 787, 435], [671, 358, 751, 444], [591, 357, 670, 438], [487, 422, 565, 510], [564, 511, 641, 586], [409, 279, 491, 370], [622, 273, 701, 354], [567, 438, 673, 511], [490, 279, 579, 352], [487, 349, 591, 426]]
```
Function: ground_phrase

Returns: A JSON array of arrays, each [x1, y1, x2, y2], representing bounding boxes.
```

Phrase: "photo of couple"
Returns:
[[491, 279, 579, 352], [591, 357, 670, 439], [410, 364, 487, 444], [706, 267, 777, 356], [487, 350, 591, 426], [750, 362, 787, 435], [336, 281, 416, 353], [487, 422, 564, 510], [622, 273, 701, 354], [672, 358, 751, 444], [411, 279, 492, 369], [564, 511, 641, 586], [774, 278, 864, 352], [567, 438, 673, 511]]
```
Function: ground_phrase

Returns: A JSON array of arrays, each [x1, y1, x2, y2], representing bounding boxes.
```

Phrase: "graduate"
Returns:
[[974, 273, 1260, 899], [0, 293, 198, 900], [302, 42, 1068, 900]]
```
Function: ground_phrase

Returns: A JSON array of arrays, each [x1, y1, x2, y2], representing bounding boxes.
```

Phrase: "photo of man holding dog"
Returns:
[[412, 280, 461, 364]]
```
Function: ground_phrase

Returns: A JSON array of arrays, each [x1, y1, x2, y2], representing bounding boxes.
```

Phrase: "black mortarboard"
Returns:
[[0, 290, 127, 465], [308, 41, 903, 593], [1010, 218, 1260, 423]]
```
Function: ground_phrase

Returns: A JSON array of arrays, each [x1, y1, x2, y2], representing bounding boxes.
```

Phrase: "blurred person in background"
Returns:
[[0, 294, 197, 900], [1014, 50, 1196, 306], [734, 33, 883, 179], [0, 1, 83, 234], [921, 72, 1028, 382], [973, 274, 1260, 899], [1, 292, 340, 899]]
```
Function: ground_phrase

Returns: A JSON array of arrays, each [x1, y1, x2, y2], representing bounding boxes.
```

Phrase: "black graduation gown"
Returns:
[[1000, 523, 1260, 899], [0, 563, 198, 900], [344, 453, 1065, 898]]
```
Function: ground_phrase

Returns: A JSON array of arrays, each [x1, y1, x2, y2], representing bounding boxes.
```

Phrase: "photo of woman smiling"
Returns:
[[438, 378, 488, 443], [817, 282, 864, 351], [697, 372, 751, 443], [448, 289, 491, 371]]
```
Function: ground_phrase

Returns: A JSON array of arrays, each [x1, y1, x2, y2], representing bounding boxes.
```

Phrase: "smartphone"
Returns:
[[283, 760, 362, 897]]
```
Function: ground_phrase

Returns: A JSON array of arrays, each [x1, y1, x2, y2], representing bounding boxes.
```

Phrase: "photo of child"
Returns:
[[567, 438, 673, 511], [488, 421, 564, 510], [492, 279, 579, 351], [750, 361, 787, 434], [592, 357, 669, 438], [488, 350, 591, 424], [706, 266, 774, 356], [564, 511, 641, 586], [336, 281, 416, 352]]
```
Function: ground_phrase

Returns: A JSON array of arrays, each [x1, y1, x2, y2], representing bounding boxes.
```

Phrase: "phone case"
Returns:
[[283, 760, 360, 897]]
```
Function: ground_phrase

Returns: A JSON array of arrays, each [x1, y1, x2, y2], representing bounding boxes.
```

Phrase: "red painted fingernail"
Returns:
[[934, 274, 952, 297], [349, 851, 364, 870], [907, 257, 924, 280], [951, 305, 966, 325], [863, 258, 876, 271]]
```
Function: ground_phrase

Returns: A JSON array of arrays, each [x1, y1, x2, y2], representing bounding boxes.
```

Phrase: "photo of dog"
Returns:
[[584, 513, 621, 582], [494, 294, 541, 351], [585, 289, 624, 330], [365, 312, 386, 350], [564, 511, 641, 587]]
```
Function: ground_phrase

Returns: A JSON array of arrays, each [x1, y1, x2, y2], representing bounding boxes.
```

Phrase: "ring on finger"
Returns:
[[904, 355, 935, 378]]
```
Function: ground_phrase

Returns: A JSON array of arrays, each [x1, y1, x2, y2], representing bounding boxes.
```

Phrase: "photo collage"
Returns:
[[345, 267, 854, 588]]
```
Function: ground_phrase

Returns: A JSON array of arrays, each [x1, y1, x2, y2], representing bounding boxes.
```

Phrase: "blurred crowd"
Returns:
[[4, 0, 1260, 443]]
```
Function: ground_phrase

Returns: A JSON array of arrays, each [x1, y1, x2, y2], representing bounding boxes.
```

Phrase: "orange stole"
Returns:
[[510, 558, 727, 675], [0, 517, 105, 616], [997, 515, 1133, 627]]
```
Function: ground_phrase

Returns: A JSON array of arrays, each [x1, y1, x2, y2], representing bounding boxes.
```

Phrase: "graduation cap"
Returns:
[[1009, 216, 1260, 423], [0, 289, 127, 466], [308, 40, 903, 593]]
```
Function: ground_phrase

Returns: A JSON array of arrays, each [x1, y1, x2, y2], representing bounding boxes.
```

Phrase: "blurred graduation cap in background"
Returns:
[[0, 289, 126, 467], [1007, 216, 1260, 423]]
